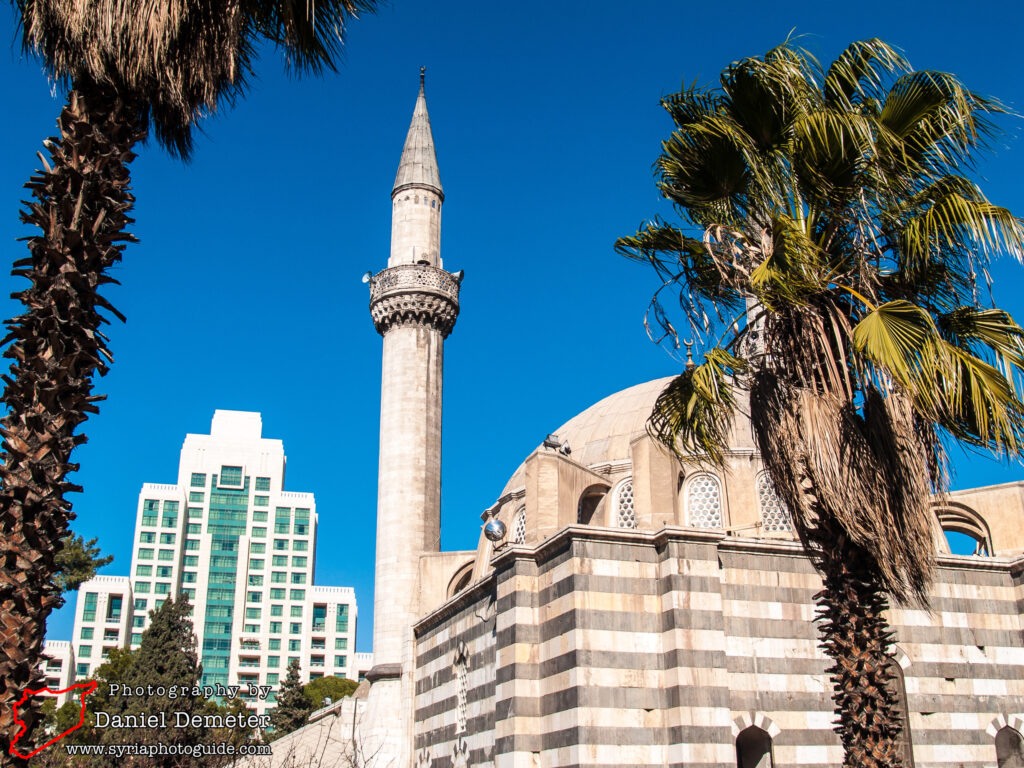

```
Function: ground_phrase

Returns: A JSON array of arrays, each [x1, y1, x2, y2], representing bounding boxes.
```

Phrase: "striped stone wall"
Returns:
[[413, 526, 1024, 768], [414, 579, 498, 768]]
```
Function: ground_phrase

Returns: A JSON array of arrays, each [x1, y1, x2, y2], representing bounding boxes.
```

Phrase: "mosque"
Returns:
[[253, 75, 1024, 768]]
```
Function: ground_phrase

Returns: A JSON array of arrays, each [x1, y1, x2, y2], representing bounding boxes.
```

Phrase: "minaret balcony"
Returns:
[[369, 264, 461, 338]]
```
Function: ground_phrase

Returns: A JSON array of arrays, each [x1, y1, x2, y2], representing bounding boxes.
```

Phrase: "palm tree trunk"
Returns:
[[814, 522, 907, 768], [0, 81, 142, 764]]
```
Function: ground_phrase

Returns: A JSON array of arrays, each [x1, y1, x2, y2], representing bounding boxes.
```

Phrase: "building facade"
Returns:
[[62, 410, 358, 715], [204, 75, 1024, 768], [289, 75, 1024, 768]]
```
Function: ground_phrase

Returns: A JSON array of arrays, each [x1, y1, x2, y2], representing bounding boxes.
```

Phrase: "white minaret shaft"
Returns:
[[363, 71, 460, 768]]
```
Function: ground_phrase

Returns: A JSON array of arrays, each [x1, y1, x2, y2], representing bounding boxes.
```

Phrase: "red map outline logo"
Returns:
[[9, 680, 97, 758]]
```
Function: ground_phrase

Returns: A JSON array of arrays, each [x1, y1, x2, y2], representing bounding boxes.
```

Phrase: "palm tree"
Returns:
[[616, 39, 1024, 768], [0, 2, 373, 761]]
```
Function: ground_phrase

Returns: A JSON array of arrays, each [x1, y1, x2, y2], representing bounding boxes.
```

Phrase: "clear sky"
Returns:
[[3, 0, 1023, 653]]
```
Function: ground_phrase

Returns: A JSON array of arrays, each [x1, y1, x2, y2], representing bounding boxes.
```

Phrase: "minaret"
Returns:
[[363, 70, 460, 767]]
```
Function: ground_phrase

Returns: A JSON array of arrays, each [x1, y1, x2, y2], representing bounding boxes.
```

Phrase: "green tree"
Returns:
[[62, 596, 248, 767], [617, 38, 1024, 768], [269, 660, 313, 739], [303, 675, 358, 709], [52, 535, 113, 607], [0, 1, 375, 760]]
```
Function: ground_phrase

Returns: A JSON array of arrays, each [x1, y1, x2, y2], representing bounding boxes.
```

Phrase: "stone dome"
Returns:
[[501, 377, 675, 496]]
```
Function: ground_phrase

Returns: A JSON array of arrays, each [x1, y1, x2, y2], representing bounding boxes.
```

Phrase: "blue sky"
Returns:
[[3, 0, 1023, 653]]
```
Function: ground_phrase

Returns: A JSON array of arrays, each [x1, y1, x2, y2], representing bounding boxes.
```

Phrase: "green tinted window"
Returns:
[[191, 473, 206, 488], [220, 466, 243, 486], [255, 477, 271, 491]]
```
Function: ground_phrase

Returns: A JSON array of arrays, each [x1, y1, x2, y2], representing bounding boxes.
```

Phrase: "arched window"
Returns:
[[447, 562, 474, 599], [735, 725, 773, 768], [997, 727, 1024, 768], [686, 473, 723, 528], [886, 660, 915, 767], [756, 472, 792, 533], [511, 506, 526, 545], [934, 504, 993, 556], [615, 479, 636, 529]]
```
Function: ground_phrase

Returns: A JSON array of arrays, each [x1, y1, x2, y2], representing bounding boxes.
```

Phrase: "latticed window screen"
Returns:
[[455, 657, 468, 733], [686, 474, 723, 528], [615, 480, 637, 529], [757, 472, 793, 532], [511, 507, 527, 544]]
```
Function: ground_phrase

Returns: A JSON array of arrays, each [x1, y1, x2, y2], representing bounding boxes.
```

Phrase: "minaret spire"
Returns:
[[392, 69, 443, 201], [388, 71, 445, 268]]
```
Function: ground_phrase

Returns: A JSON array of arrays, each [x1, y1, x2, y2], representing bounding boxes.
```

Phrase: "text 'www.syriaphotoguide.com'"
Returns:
[[63, 743, 272, 757]]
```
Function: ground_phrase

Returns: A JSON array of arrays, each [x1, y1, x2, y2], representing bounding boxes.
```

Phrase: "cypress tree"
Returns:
[[269, 660, 312, 739], [92, 595, 211, 765]]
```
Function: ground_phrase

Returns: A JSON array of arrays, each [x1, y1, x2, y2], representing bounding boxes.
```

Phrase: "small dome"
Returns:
[[501, 377, 675, 496]]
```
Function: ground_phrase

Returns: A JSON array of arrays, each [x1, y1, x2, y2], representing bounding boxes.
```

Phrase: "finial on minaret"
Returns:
[[420, 66, 425, 90], [684, 339, 695, 370]]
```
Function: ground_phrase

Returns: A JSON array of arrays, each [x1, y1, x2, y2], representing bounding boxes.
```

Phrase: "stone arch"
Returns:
[[933, 501, 993, 555], [989, 718, 1024, 768], [576, 483, 610, 525], [446, 560, 475, 599], [891, 645, 911, 671], [684, 472, 724, 528], [731, 712, 780, 739], [886, 656, 915, 767], [732, 716, 777, 768]]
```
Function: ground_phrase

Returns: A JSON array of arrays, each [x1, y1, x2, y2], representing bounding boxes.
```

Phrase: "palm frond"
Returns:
[[15, 0, 376, 156], [896, 189, 1024, 271], [823, 39, 909, 108], [647, 350, 746, 465], [879, 71, 1004, 183]]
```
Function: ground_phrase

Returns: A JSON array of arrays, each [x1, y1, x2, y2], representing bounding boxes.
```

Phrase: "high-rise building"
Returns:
[[66, 411, 357, 714]]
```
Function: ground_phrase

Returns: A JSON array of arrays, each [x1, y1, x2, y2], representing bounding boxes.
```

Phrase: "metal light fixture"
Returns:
[[361, 271, 373, 284], [483, 519, 507, 542], [451, 269, 464, 284]]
